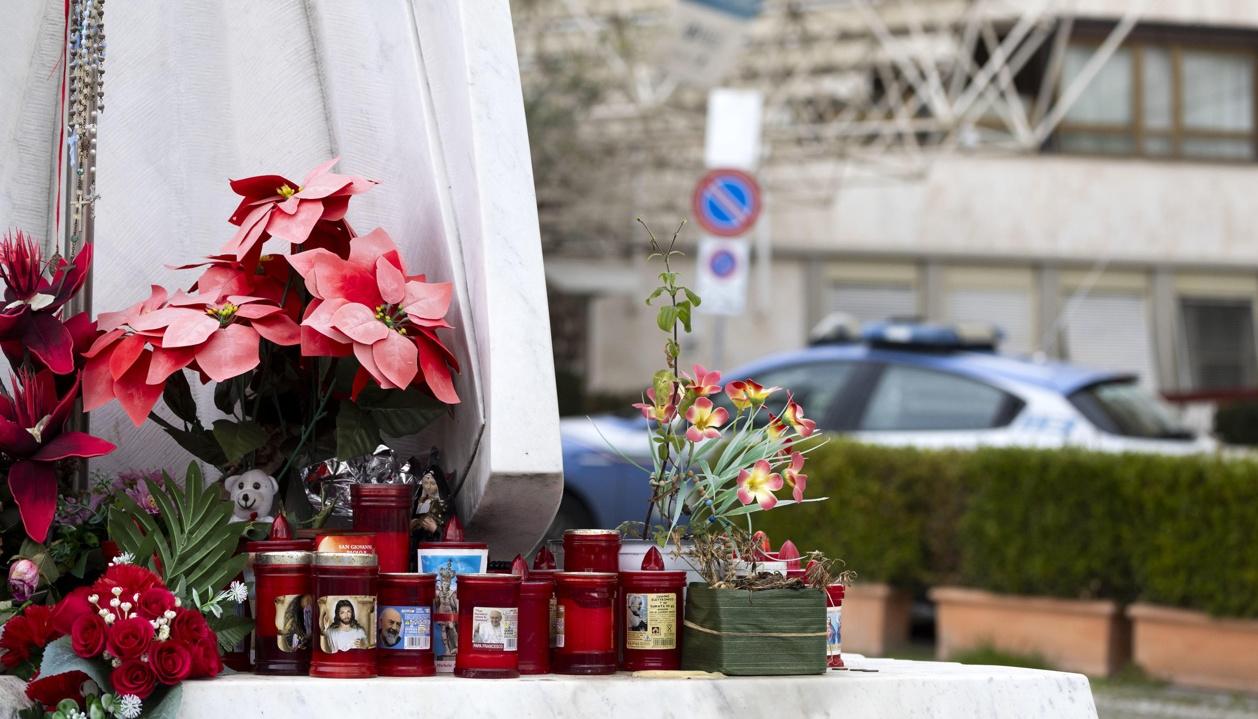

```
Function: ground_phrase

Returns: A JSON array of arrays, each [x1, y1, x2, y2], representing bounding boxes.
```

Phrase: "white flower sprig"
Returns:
[[193, 580, 249, 618], [117, 694, 143, 719], [109, 552, 136, 566]]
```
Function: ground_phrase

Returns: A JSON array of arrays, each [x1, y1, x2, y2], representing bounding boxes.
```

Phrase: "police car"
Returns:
[[553, 319, 1213, 533]]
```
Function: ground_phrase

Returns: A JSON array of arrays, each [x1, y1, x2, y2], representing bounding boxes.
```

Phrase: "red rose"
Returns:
[[50, 587, 94, 636], [136, 587, 176, 620], [105, 617, 153, 660], [170, 608, 211, 643], [151, 640, 194, 684], [111, 658, 157, 699], [70, 613, 107, 658], [96, 564, 162, 598], [188, 637, 223, 678], [25, 670, 90, 711]]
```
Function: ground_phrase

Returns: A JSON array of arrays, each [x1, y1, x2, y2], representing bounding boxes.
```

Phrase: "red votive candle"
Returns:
[[454, 574, 522, 678], [518, 577, 553, 675], [352, 484, 414, 573], [563, 530, 620, 573], [826, 584, 845, 669], [619, 548, 685, 671], [312, 530, 377, 556], [553, 572, 617, 674], [253, 551, 314, 675], [311, 553, 379, 678], [376, 573, 436, 676]]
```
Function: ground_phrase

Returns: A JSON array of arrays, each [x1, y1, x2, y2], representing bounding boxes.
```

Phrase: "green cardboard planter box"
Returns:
[[681, 583, 828, 675]]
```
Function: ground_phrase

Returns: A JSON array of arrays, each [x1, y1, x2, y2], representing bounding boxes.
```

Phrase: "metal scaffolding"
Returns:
[[512, 0, 1143, 253]]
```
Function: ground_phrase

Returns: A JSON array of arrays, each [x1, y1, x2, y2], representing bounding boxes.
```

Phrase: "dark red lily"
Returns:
[[0, 231, 92, 374], [1, 369, 116, 542]]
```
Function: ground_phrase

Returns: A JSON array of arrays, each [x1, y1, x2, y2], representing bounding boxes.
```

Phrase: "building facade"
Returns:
[[517, 0, 1258, 426]]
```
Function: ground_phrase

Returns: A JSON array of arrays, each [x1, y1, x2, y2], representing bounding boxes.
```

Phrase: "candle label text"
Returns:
[[471, 606, 518, 651], [625, 592, 677, 650], [378, 604, 432, 651]]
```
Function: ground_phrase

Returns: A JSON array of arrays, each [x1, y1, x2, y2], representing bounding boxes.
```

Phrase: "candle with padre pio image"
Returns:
[[376, 573, 437, 677], [417, 516, 488, 672], [619, 546, 685, 671]]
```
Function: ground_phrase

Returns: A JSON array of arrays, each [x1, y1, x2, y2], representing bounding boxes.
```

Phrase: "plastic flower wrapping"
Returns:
[[301, 444, 416, 519]]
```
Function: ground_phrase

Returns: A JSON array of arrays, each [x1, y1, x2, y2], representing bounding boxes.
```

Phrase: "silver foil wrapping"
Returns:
[[302, 444, 415, 518]]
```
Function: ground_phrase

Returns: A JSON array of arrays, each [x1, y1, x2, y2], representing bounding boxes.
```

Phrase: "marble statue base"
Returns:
[[1, 655, 1099, 718]]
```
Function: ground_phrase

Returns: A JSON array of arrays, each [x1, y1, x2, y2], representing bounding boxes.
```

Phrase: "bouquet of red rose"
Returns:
[[9, 562, 237, 718]]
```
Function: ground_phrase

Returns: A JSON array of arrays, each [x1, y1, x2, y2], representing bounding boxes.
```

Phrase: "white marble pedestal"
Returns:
[[25, 655, 1092, 719]]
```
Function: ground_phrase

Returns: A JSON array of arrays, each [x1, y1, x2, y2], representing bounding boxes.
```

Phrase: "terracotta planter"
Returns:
[[930, 586, 1129, 677], [1129, 603, 1258, 692], [840, 583, 912, 656]]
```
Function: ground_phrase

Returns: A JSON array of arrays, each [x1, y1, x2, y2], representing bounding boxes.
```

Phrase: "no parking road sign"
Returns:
[[695, 237, 749, 316], [692, 168, 761, 237]]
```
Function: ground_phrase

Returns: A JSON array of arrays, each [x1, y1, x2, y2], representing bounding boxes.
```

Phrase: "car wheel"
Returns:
[[542, 492, 596, 544]]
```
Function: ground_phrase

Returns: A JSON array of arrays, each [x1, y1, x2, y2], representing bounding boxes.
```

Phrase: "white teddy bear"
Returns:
[[223, 469, 279, 523]]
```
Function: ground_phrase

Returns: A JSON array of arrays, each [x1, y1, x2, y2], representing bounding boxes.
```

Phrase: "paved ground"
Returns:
[[1093, 683, 1258, 719]]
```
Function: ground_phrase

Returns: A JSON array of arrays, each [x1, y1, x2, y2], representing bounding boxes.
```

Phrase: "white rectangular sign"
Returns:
[[705, 89, 763, 170], [695, 236, 749, 316], [663, 0, 763, 88]]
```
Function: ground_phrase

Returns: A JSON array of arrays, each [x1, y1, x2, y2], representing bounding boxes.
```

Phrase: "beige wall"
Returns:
[[586, 261, 808, 393], [1062, 0, 1258, 28], [809, 155, 1258, 266]]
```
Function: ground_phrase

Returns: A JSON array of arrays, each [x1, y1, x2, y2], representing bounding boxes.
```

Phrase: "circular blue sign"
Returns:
[[692, 169, 761, 237], [709, 249, 737, 279]]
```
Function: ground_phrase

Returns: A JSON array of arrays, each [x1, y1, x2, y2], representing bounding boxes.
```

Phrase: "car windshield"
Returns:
[[1069, 381, 1194, 440]]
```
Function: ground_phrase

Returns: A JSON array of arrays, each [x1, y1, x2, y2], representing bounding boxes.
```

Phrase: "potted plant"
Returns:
[[604, 221, 835, 675]]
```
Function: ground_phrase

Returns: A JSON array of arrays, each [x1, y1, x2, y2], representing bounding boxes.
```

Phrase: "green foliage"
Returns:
[[759, 441, 1258, 618], [207, 613, 254, 653], [37, 636, 109, 689], [1214, 400, 1258, 445], [755, 441, 964, 591], [211, 420, 268, 463], [107, 463, 248, 605], [952, 644, 1054, 671]]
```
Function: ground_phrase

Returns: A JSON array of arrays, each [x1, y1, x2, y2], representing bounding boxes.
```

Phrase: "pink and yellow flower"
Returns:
[[782, 451, 808, 502], [632, 387, 677, 424], [684, 397, 729, 442], [736, 459, 783, 510], [725, 379, 779, 411], [782, 397, 817, 437], [683, 364, 722, 397]]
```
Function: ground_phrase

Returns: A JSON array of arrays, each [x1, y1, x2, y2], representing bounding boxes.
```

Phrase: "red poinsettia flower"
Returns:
[[289, 227, 459, 402], [221, 158, 376, 260], [82, 286, 171, 426], [0, 231, 92, 374], [127, 292, 300, 383], [174, 253, 303, 320], [1, 369, 115, 541]]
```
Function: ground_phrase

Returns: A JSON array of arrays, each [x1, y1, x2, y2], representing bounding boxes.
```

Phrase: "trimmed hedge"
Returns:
[[755, 441, 1258, 619]]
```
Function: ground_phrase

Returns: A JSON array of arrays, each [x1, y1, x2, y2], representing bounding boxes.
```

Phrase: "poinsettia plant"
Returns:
[[610, 222, 827, 584], [81, 158, 461, 507]]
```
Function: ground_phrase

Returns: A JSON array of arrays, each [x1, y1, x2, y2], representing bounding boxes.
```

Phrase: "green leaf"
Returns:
[[336, 402, 381, 460], [213, 381, 239, 416], [645, 287, 666, 306], [357, 387, 444, 437], [211, 420, 268, 463], [656, 306, 677, 332], [208, 613, 254, 653], [683, 288, 702, 307], [162, 371, 200, 426], [108, 463, 248, 605], [164, 426, 229, 468], [651, 370, 674, 404], [38, 637, 109, 689], [145, 686, 183, 719], [677, 304, 692, 333]]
